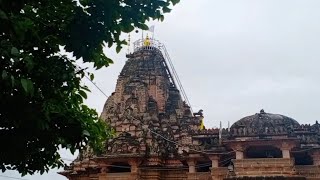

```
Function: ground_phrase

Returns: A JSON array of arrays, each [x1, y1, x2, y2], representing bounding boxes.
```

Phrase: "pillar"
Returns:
[[282, 149, 290, 158], [128, 159, 142, 180], [209, 155, 220, 180], [236, 150, 244, 159], [280, 142, 293, 159], [131, 164, 138, 173], [187, 159, 197, 180], [187, 159, 196, 173], [98, 165, 109, 180], [233, 145, 245, 160], [209, 155, 219, 168]]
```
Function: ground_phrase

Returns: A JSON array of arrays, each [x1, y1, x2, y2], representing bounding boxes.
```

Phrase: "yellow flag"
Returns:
[[143, 35, 151, 46], [200, 118, 204, 130]]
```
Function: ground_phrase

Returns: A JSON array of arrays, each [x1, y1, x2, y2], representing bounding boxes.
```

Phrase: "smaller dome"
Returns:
[[230, 109, 300, 136], [311, 120, 320, 132]]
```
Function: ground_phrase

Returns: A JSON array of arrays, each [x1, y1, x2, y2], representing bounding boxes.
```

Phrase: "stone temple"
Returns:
[[60, 38, 320, 180]]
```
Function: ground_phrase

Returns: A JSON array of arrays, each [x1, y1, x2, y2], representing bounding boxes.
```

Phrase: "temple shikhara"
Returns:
[[60, 37, 320, 180]]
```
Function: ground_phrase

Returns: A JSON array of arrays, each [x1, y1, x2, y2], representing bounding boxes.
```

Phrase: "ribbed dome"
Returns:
[[230, 109, 300, 136]]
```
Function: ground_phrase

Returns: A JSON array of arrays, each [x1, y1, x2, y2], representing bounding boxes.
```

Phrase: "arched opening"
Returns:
[[294, 152, 313, 165], [245, 146, 282, 158], [109, 162, 131, 173]]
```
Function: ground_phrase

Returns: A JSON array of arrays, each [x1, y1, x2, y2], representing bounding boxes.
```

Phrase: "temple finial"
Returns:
[[143, 34, 151, 46]]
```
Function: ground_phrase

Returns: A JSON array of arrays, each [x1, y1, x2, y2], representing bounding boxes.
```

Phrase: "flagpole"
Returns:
[[141, 30, 144, 46], [127, 33, 131, 54], [152, 27, 155, 39], [219, 121, 222, 145]]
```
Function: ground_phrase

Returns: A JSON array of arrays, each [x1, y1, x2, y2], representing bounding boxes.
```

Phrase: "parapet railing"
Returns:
[[133, 38, 163, 52]]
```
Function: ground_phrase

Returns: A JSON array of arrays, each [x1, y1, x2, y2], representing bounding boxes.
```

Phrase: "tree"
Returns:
[[0, 0, 179, 175]]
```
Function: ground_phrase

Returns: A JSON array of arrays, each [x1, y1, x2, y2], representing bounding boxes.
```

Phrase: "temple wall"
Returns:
[[212, 167, 229, 180], [100, 172, 131, 180], [187, 172, 212, 180], [65, 163, 320, 180], [296, 165, 320, 180], [232, 158, 296, 177], [161, 170, 188, 180]]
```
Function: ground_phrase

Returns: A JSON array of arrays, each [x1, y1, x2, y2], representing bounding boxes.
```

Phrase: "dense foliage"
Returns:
[[0, 0, 179, 175]]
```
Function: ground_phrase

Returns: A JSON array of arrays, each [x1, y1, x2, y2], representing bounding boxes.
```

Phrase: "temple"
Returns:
[[60, 38, 320, 180]]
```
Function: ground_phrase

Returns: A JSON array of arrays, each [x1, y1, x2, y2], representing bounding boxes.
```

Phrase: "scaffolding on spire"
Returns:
[[132, 38, 194, 113]]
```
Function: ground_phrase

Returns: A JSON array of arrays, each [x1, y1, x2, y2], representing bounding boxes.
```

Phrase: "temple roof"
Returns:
[[230, 109, 300, 136]]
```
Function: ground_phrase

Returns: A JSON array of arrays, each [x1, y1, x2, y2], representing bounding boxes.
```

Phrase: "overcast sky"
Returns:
[[3, 0, 320, 179]]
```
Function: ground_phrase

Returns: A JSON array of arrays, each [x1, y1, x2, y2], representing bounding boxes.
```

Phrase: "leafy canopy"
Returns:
[[0, 0, 179, 175]]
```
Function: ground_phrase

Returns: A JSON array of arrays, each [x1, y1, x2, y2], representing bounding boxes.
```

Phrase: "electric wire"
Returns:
[[83, 74, 109, 98], [0, 175, 29, 180], [73, 64, 109, 98]]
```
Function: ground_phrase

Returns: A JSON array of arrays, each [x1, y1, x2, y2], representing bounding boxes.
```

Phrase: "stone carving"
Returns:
[[61, 41, 320, 180], [105, 132, 141, 154], [79, 47, 200, 161], [193, 109, 203, 117]]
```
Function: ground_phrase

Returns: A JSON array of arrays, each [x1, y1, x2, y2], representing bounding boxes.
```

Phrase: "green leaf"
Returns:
[[11, 47, 19, 56], [171, 0, 180, 5], [107, 38, 114, 48], [163, 7, 171, 13], [25, 56, 34, 71], [0, 10, 8, 20], [79, 90, 87, 99], [160, 15, 165, 21], [11, 76, 15, 87], [106, 57, 113, 64], [122, 24, 135, 33], [116, 45, 122, 53], [21, 171, 27, 177], [2, 70, 7, 79], [137, 24, 149, 30], [82, 130, 90, 137], [20, 78, 34, 95], [89, 73, 94, 81], [81, 85, 91, 92], [21, 79, 28, 93]]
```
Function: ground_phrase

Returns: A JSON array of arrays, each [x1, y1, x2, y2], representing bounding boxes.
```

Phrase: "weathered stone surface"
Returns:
[[230, 109, 300, 137], [60, 42, 320, 180]]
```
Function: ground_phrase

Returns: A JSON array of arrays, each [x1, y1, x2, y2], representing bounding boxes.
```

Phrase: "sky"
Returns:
[[2, 0, 320, 179]]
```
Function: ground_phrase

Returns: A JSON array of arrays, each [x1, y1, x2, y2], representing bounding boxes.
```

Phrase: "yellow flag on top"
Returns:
[[200, 118, 205, 130], [143, 35, 151, 46]]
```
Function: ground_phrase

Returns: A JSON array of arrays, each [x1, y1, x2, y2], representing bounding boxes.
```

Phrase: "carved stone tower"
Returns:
[[99, 39, 200, 161], [61, 39, 203, 180]]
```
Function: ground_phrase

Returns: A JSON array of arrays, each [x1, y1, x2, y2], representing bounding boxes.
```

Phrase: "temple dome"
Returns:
[[230, 109, 300, 136]]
